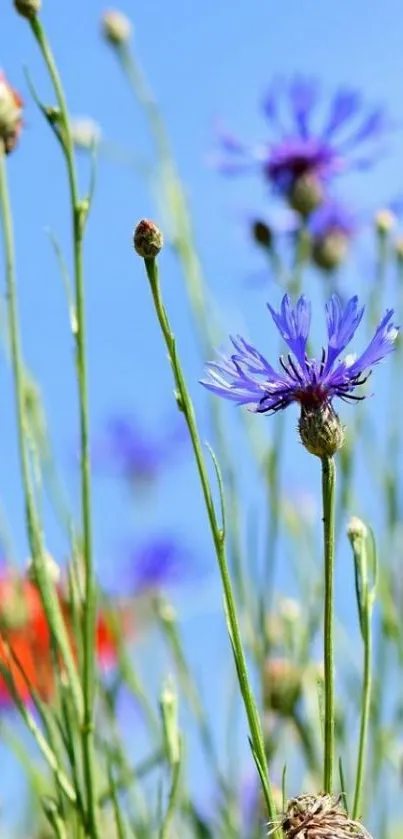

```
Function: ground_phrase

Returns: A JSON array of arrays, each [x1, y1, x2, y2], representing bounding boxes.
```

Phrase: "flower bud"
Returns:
[[70, 117, 101, 150], [27, 552, 61, 586], [0, 71, 23, 154], [311, 231, 349, 272], [395, 236, 403, 263], [298, 404, 344, 458], [346, 515, 368, 543], [133, 219, 163, 258], [101, 9, 132, 45], [251, 219, 273, 249], [375, 208, 396, 235], [262, 657, 302, 716], [14, 0, 41, 18], [287, 174, 324, 217]]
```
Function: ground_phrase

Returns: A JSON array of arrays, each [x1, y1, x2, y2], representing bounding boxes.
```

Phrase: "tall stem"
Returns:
[[352, 600, 372, 818], [29, 18, 98, 838], [321, 455, 336, 793]]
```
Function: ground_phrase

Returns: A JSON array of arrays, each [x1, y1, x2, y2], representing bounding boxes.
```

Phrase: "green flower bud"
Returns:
[[133, 219, 164, 258], [288, 174, 324, 217], [298, 404, 344, 458]]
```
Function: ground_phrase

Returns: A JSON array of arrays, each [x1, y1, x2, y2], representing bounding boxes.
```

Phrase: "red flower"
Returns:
[[0, 71, 23, 154], [0, 568, 131, 706]]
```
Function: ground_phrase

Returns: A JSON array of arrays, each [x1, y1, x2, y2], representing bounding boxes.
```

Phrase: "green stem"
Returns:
[[141, 255, 278, 824], [352, 598, 372, 819], [321, 455, 336, 793], [29, 18, 98, 839]]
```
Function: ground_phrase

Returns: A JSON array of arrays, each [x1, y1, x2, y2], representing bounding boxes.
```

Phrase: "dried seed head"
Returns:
[[101, 9, 132, 45], [272, 794, 374, 839], [287, 174, 324, 217], [133, 219, 164, 258], [0, 71, 23, 154], [299, 404, 345, 458], [14, 0, 41, 18]]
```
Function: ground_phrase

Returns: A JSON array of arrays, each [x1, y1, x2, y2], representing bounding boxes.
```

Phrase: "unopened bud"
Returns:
[[375, 208, 396, 235], [133, 219, 163, 258], [347, 516, 368, 543], [0, 72, 23, 154], [262, 657, 301, 716], [251, 219, 272, 249], [312, 232, 349, 272], [14, 0, 41, 18], [287, 174, 323, 217], [27, 552, 61, 586], [70, 117, 101, 150], [160, 678, 180, 765], [299, 404, 344, 458], [395, 236, 403, 263], [101, 9, 132, 45]]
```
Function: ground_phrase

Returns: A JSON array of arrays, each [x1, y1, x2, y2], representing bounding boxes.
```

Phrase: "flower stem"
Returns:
[[141, 254, 279, 825], [29, 18, 98, 839], [321, 455, 336, 793], [352, 600, 372, 819]]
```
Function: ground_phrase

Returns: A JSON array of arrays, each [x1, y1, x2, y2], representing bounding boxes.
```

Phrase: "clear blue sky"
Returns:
[[2, 0, 403, 832]]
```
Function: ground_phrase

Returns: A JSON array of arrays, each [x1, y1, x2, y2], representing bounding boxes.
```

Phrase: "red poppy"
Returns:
[[0, 568, 131, 706]]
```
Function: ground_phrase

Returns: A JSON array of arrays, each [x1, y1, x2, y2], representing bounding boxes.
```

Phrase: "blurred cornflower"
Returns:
[[92, 415, 188, 486], [202, 294, 398, 456], [0, 70, 23, 154], [214, 76, 389, 216], [0, 564, 131, 705], [308, 200, 358, 271], [104, 536, 192, 598]]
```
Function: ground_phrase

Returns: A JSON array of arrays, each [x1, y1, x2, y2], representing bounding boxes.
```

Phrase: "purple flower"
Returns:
[[92, 415, 188, 484], [214, 76, 389, 208], [201, 294, 398, 414], [128, 537, 190, 593]]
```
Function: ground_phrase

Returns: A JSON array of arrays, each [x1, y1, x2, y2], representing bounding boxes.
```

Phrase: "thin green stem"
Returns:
[[352, 600, 372, 819], [321, 455, 336, 793], [141, 255, 278, 824], [29, 18, 98, 839]]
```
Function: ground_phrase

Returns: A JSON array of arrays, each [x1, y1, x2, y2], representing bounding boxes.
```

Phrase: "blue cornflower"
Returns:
[[92, 415, 188, 485], [201, 295, 397, 453], [214, 76, 389, 214]]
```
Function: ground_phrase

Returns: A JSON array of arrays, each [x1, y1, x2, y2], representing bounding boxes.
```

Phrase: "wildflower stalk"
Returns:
[[139, 251, 278, 824], [28, 17, 98, 839], [0, 145, 82, 716], [321, 454, 336, 793]]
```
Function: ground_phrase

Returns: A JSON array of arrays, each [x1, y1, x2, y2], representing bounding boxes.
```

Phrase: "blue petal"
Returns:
[[288, 76, 319, 138], [267, 294, 311, 365], [324, 295, 364, 373], [340, 107, 389, 150], [347, 309, 398, 377], [322, 89, 361, 138]]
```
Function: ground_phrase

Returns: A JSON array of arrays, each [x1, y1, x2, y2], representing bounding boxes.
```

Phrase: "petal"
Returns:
[[288, 76, 319, 138], [322, 88, 362, 138], [324, 294, 364, 373], [347, 309, 398, 377], [267, 294, 311, 365]]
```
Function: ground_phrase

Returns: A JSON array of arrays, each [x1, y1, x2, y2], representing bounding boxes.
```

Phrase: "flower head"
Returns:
[[307, 200, 357, 270], [202, 295, 397, 455], [101, 9, 132, 45], [214, 76, 389, 212], [272, 794, 373, 839], [0, 71, 23, 154], [92, 414, 188, 486]]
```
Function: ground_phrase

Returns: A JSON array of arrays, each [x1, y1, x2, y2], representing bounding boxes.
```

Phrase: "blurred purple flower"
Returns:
[[92, 415, 188, 484], [213, 76, 390, 209], [128, 537, 190, 593], [308, 200, 357, 239]]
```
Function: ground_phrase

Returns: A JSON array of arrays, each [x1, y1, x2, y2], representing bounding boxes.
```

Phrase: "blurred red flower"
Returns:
[[0, 567, 130, 705]]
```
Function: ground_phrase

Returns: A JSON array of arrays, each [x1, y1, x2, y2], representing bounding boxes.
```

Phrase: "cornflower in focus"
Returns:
[[202, 294, 398, 457], [0, 71, 23, 154], [0, 563, 132, 705], [214, 76, 388, 216], [93, 415, 188, 487]]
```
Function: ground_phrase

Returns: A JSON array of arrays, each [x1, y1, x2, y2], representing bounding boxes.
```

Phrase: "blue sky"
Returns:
[[2, 0, 403, 832]]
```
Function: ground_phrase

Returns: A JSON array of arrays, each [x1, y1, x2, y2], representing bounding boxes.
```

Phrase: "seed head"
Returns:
[[101, 9, 132, 45], [299, 404, 344, 458], [0, 71, 23, 154], [14, 0, 41, 18], [273, 794, 374, 839], [133, 219, 163, 258]]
